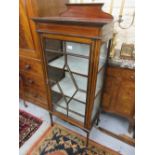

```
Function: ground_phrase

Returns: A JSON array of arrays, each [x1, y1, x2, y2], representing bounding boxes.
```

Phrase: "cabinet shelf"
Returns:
[[48, 55, 89, 76], [51, 72, 87, 103], [48, 55, 104, 76], [46, 51, 63, 63], [47, 66, 65, 82]]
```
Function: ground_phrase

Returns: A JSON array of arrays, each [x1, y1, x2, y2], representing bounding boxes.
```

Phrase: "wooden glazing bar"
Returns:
[[66, 64, 79, 90], [66, 89, 78, 105]]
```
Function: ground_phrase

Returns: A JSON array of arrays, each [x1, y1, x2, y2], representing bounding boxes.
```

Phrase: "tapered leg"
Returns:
[[96, 115, 100, 126], [86, 131, 90, 148], [49, 112, 54, 126]]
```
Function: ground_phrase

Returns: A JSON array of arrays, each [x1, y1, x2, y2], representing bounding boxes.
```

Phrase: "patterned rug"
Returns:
[[19, 110, 43, 147], [27, 123, 120, 155]]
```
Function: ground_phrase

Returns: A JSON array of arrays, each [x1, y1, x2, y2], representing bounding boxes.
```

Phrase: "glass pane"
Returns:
[[45, 39, 90, 57], [51, 72, 87, 103], [73, 74, 87, 91], [98, 43, 108, 71], [66, 42, 90, 57], [92, 42, 108, 122], [68, 99, 85, 123], [45, 39, 90, 76], [91, 93, 101, 122], [52, 93, 85, 123], [48, 55, 89, 76], [95, 42, 108, 95], [43, 38, 90, 123], [95, 68, 104, 95], [52, 91, 67, 116], [52, 72, 77, 99], [45, 38, 62, 51], [47, 66, 65, 82]]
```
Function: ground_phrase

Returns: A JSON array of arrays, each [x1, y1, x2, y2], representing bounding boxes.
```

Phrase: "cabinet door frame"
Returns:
[[39, 33, 96, 129], [40, 33, 94, 128]]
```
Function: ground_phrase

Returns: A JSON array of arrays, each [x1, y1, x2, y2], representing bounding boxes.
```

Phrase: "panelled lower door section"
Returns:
[[43, 38, 91, 123]]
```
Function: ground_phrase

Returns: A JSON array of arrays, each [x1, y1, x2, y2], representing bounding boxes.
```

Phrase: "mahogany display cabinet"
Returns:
[[32, 3, 114, 146]]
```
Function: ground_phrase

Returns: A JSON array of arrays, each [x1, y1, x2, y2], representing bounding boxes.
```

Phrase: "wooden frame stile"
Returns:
[[85, 39, 101, 129], [83, 39, 102, 146], [39, 34, 55, 126]]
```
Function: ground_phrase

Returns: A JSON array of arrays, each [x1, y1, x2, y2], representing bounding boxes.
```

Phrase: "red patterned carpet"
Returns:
[[19, 110, 42, 147]]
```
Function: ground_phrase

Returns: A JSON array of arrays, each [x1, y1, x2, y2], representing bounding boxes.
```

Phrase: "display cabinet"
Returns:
[[32, 3, 113, 146]]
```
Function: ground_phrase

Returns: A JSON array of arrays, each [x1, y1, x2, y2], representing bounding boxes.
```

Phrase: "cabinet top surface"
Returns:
[[32, 3, 113, 26]]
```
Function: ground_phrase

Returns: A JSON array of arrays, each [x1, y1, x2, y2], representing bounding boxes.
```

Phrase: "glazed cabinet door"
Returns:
[[40, 34, 94, 126], [19, 0, 39, 58]]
